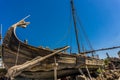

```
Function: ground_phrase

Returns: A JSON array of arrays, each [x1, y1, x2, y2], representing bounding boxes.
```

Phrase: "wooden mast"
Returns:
[[70, 0, 81, 53]]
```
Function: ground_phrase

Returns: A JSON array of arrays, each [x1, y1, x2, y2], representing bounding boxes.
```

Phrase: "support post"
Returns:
[[78, 68, 87, 80], [54, 57, 58, 80], [86, 65, 92, 80]]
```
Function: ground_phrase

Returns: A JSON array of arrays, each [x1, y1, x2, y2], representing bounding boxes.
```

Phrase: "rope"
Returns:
[[54, 5, 73, 51], [55, 20, 72, 47], [71, 13, 83, 53], [15, 42, 20, 65], [76, 14, 95, 56], [76, 13, 93, 50]]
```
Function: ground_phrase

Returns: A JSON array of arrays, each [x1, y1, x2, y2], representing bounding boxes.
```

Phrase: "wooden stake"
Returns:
[[86, 65, 92, 80], [54, 57, 58, 80]]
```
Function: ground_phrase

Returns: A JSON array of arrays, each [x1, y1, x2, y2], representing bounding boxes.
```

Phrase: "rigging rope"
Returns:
[[76, 14, 95, 56], [54, 17, 73, 48], [55, 24, 72, 46], [54, 2, 79, 54]]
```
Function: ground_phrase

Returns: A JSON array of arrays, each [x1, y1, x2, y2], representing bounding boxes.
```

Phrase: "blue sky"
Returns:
[[1, 0, 120, 58]]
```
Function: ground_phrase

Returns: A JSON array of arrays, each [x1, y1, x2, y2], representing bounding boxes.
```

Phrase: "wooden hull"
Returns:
[[2, 24, 103, 79], [2, 26, 79, 78]]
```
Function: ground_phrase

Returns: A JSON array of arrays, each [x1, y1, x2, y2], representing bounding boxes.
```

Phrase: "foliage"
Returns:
[[104, 58, 109, 65]]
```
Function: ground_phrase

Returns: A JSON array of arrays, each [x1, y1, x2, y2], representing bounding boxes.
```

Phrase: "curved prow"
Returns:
[[12, 15, 30, 28], [2, 15, 32, 69]]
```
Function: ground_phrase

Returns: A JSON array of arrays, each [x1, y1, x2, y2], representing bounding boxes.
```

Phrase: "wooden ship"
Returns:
[[1, 0, 104, 80], [2, 17, 104, 80]]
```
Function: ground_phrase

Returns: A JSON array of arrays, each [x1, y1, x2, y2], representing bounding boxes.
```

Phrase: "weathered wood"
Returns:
[[6, 46, 69, 78]]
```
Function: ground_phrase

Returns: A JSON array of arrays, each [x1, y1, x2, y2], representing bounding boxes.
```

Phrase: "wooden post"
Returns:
[[78, 68, 87, 80], [54, 57, 58, 80], [86, 65, 92, 80]]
